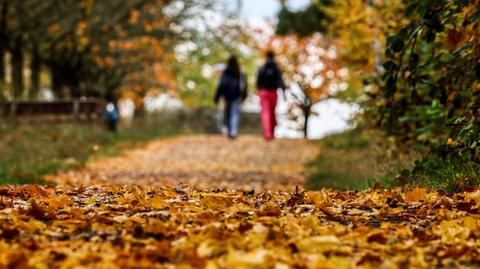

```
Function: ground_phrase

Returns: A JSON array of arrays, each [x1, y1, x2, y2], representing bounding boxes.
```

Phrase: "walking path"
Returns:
[[51, 135, 318, 192]]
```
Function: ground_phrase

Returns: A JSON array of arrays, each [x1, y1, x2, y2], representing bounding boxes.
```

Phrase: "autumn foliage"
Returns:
[[1, 134, 476, 268], [2, 183, 480, 268], [0, 0, 205, 103], [252, 24, 344, 137]]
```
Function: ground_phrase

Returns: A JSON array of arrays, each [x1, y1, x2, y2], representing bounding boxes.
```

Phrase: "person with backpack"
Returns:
[[214, 55, 248, 139], [256, 51, 286, 140]]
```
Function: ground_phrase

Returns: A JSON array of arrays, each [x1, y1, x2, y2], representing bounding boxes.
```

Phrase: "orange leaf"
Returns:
[[404, 188, 427, 202]]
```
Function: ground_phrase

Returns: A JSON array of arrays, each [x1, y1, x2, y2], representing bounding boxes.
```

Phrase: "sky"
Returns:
[[222, 0, 311, 19]]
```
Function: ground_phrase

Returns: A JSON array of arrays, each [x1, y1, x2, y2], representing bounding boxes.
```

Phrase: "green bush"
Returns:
[[367, 0, 480, 191]]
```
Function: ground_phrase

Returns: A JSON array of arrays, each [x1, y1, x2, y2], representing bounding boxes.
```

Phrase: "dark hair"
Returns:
[[226, 55, 240, 77], [266, 50, 275, 60]]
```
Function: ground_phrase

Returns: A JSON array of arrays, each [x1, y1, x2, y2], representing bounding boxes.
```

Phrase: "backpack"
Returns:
[[258, 63, 281, 89]]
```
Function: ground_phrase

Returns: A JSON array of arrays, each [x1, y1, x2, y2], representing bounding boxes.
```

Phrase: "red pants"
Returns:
[[259, 89, 278, 139]]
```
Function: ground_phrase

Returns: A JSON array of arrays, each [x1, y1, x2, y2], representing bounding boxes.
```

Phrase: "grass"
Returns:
[[306, 128, 420, 191], [0, 109, 261, 185], [409, 152, 480, 193], [0, 119, 174, 185]]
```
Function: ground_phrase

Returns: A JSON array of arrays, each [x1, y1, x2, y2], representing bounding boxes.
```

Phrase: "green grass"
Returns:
[[306, 128, 480, 193], [306, 129, 420, 191], [409, 153, 480, 193], [0, 109, 261, 185], [0, 120, 174, 185]]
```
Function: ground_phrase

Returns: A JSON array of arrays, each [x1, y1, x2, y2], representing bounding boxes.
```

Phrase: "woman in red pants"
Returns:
[[256, 51, 286, 140]]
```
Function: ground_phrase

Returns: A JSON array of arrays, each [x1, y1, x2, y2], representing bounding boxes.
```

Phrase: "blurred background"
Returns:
[[0, 0, 358, 139], [0, 0, 422, 187], [1, 0, 478, 192]]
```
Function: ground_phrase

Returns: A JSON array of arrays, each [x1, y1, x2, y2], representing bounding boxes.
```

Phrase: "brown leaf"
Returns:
[[25, 200, 57, 221], [366, 231, 388, 244], [201, 195, 234, 210], [257, 203, 281, 217]]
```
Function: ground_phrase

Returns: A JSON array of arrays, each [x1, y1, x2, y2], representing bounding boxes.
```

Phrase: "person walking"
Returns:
[[214, 55, 248, 139], [256, 51, 286, 140]]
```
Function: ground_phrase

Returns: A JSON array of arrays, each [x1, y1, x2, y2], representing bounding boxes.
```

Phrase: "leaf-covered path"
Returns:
[[50, 135, 318, 191], [1, 135, 480, 268]]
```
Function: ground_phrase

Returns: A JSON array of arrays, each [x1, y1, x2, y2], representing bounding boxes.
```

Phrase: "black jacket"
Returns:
[[214, 67, 248, 103], [256, 60, 285, 90]]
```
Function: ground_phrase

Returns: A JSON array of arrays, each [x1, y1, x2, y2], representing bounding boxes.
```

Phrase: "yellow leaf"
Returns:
[[438, 220, 470, 242], [305, 191, 329, 207], [46, 195, 72, 210], [197, 241, 215, 258], [225, 249, 268, 268], [463, 216, 478, 231], [149, 196, 166, 209], [465, 190, 480, 202], [297, 235, 341, 253]]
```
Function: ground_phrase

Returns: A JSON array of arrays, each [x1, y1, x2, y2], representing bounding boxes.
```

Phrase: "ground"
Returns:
[[1, 135, 480, 268], [50, 135, 317, 192]]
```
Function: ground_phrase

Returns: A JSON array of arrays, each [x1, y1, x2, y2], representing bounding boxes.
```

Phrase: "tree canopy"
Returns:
[[276, 0, 406, 98], [0, 0, 212, 103], [276, 0, 332, 37]]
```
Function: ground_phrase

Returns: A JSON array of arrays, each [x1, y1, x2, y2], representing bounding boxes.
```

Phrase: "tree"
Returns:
[[251, 24, 345, 138], [277, 0, 406, 98], [174, 8, 258, 109], [325, 1, 405, 74], [276, 0, 332, 37], [36, 0, 177, 100], [0, 0, 212, 103], [0, 0, 7, 85]]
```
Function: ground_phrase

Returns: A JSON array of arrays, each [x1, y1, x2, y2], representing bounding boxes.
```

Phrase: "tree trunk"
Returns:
[[303, 105, 311, 139], [11, 38, 24, 99], [51, 66, 70, 98], [133, 95, 145, 118], [70, 81, 81, 98], [30, 47, 41, 98], [51, 65, 81, 98], [68, 70, 81, 98], [0, 0, 7, 84], [51, 66, 63, 97], [0, 43, 4, 84]]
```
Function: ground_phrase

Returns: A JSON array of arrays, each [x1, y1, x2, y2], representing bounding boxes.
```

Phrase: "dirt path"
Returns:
[[50, 135, 318, 192]]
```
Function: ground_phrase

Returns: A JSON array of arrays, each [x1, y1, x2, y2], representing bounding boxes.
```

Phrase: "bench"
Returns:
[[6, 99, 106, 122]]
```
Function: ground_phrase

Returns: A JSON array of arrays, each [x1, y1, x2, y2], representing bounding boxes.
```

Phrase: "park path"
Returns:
[[50, 135, 319, 192]]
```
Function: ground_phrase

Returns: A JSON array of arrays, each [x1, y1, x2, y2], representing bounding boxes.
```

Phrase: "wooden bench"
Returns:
[[5, 99, 106, 122]]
